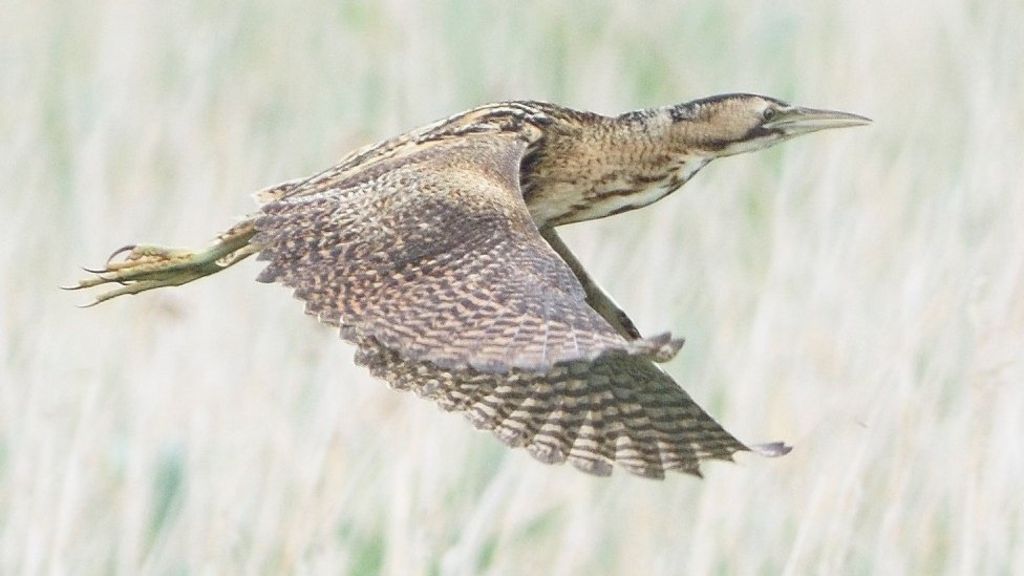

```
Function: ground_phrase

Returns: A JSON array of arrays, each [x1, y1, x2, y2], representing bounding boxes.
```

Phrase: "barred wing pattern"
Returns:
[[355, 337, 767, 479], [255, 133, 680, 373], [254, 132, 776, 477]]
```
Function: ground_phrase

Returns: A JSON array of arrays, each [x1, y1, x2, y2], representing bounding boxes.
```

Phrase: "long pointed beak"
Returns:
[[764, 106, 872, 136]]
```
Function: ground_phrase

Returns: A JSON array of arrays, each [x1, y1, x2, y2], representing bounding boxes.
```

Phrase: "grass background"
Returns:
[[2, 0, 1022, 573]]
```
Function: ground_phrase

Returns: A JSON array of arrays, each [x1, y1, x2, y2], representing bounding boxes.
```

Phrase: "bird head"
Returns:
[[671, 93, 871, 157]]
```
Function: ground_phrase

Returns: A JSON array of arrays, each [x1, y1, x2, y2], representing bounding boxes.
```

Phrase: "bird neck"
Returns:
[[522, 109, 714, 227]]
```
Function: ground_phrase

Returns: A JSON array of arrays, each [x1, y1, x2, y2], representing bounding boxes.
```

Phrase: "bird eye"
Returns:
[[762, 108, 777, 122]]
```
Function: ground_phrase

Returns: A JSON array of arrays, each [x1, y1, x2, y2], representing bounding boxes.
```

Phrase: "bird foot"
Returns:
[[63, 221, 258, 306]]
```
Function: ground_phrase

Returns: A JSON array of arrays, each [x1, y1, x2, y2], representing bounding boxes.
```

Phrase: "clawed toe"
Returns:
[[63, 244, 232, 304], [106, 244, 138, 265], [64, 220, 258, 306]]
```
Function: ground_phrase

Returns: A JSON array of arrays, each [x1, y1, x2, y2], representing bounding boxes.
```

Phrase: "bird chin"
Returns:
[[715, 134, 782, 157]]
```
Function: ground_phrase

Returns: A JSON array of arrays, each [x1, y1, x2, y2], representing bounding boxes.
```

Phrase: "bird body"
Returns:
[[68, 94, 869, 479]]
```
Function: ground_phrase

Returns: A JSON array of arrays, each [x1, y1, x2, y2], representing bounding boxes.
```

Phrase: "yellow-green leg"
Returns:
[[64, 218, 259, 306]]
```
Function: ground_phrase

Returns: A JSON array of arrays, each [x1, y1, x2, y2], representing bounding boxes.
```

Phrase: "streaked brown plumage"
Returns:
[[67, 94, 869, 479]]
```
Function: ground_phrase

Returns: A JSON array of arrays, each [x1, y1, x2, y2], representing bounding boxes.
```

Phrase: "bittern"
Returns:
[[67, 94, 869, 479]]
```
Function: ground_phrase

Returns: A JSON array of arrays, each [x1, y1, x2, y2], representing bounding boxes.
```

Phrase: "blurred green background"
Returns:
[[2, 1, 1022, 574]]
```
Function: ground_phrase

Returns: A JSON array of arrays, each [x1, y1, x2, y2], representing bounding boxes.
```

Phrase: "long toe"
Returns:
[[63, 245, 226, 304]]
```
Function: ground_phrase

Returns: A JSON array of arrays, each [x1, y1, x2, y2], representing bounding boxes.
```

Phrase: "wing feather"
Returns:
[[253, 130, 788, 478], [254, 132, 680, 373], [357, 335, 777, 478]]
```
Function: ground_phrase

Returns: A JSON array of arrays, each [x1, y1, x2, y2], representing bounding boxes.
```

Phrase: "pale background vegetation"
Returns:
[[2, 1, 1022, 574]]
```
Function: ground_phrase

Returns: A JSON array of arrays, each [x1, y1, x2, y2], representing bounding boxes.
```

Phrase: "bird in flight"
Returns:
[[67, 94, 869, 479]]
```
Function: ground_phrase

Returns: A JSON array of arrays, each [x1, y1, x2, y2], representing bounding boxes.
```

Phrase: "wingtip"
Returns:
[[751, 441, 793, 458], [616, 331, 684, 364]]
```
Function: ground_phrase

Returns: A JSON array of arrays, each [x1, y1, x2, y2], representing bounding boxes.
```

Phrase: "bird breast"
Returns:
[[524, 155, 711, 226]]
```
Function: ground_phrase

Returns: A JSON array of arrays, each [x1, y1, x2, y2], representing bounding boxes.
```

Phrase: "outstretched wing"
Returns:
[[252, 131, 788, 477], [355, 336, 789, 478], [254, 132, 681, 373]]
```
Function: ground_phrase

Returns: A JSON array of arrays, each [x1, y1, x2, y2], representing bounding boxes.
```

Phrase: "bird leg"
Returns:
[[539, 226, 643, 340], [63, 218, 259, 306]]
